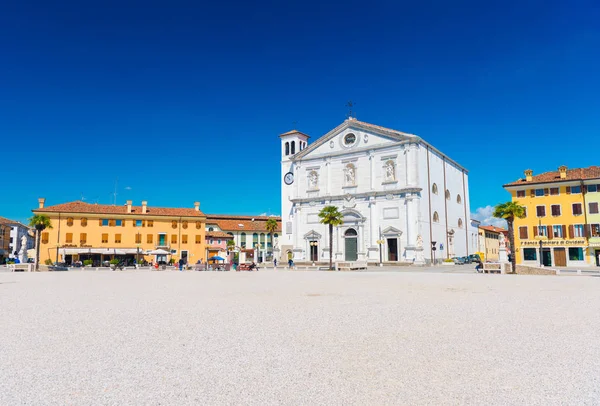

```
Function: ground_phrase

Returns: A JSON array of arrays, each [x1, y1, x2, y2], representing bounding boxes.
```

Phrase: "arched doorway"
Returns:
[[344, 228, 358, 261]]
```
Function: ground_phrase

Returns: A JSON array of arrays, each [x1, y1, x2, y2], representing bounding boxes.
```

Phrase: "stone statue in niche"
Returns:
[[308, 171, 318, 189], [385, 161, 396, 181], [416, 234, 423, 249], [344, 165, 356, 186]]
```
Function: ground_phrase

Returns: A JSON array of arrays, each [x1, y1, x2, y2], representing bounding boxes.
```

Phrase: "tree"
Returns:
[[265, 218, 278, 261], [318, 206, 344, 270], [28, 214, 53, 271], [493, 201, 526, 273]]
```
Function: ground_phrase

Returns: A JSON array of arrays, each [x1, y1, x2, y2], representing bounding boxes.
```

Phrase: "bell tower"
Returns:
[[279, 129, 310, 260]]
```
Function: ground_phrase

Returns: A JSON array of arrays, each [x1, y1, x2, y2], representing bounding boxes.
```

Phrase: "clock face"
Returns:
[[284, 172, 294, 185]]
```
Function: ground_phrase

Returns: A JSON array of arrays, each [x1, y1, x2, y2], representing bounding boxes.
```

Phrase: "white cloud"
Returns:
[[471, 205, 507, 228], [124, 186, 132, 190]]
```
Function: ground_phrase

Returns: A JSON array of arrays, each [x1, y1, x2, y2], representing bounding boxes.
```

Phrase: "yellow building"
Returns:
[[503, 166, 600, 267], [32, 198, 206, 266]]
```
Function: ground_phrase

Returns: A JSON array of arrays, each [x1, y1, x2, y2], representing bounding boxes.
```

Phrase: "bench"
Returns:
[[482, 262, 504, 274], [237, 264, 258, 272], [9, 264, 32, 272], [335, 261, 368, 271]]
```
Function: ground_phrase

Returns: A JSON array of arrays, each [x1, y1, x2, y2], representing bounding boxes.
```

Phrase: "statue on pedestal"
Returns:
[[19, 234, 28, 263], [414, 234, 425, 265]]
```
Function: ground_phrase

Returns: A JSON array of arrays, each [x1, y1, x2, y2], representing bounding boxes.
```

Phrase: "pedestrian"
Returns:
[[274, 258, 277, 267], [288, 258, 293, 269], [179, 258, 184, 271]]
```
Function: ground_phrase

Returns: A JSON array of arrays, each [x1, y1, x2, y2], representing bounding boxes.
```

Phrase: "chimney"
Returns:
[[38, 198, 45, 209], [142, 201, 148, 214], [194, 201, 200, 212], [126, 200, 132, 213], [524, 169, 533, 182], [558, 165, 567, 179]]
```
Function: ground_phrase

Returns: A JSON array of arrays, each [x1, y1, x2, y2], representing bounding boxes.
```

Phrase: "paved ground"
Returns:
[[1, 270, 599, 405]]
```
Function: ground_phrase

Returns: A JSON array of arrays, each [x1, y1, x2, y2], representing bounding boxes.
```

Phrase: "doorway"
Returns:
[[344, 229, 358, 261], [553, 248, 566, 267], [181, 250, 188, 265], [309, 241, 318, 262], [542, 248, 552, 267], [158, 234, 166, 246], [387, 238, 398, 261], [596, 250, 600, 266]]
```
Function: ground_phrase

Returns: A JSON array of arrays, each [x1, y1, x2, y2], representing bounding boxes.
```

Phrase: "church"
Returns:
[[279, 117, 472, 265]]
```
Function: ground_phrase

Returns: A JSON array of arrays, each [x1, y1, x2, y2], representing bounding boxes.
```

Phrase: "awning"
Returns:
[[147, 249, 171, 255], [62, 248, 144, 255]]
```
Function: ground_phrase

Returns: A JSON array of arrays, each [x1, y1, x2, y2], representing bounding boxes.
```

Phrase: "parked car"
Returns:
[[467, 254, 481, 263], [452, 256, 465, 265]]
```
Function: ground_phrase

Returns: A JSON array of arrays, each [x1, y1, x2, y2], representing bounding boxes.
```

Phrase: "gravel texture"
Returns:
[[1, 270, 599, 405]]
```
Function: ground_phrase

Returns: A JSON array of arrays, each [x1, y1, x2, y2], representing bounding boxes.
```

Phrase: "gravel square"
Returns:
[[1, 270, 599, 405]]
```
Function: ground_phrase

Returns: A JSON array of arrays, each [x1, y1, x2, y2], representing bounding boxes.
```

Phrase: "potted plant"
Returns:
[[83, 259, 93, 267], [442, 259, 455, 266], [109, 258, 120, 270], [44, 259, 53, 266]]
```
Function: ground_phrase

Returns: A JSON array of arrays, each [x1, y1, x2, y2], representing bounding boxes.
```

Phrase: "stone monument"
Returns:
[[414, 234, 425, 265], [18, 234, 28, 263], [498, 232, 508, 263]]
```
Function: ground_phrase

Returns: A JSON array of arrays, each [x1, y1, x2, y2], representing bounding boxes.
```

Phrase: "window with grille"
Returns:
[[536, 206, 546, 217], [551, 205, 561, 216], [572, 204, 583, 215], [589, 202, 599, 214]]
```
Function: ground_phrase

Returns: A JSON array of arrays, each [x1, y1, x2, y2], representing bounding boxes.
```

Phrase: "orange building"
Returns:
[[33, 199, 206, 266]]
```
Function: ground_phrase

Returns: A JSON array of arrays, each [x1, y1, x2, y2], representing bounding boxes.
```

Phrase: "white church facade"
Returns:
[[280, 118, 472, 264]]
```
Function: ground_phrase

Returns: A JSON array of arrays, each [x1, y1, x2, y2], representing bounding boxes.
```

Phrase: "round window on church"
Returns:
[[343, 133, 356, 146]]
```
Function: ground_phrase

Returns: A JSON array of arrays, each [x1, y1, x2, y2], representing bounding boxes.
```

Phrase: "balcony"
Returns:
[[155, 244, 170, 250]]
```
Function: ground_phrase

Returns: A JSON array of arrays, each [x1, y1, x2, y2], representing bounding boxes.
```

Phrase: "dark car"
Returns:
[[452, 256, 465, 265], [467, 254, 481, 263]]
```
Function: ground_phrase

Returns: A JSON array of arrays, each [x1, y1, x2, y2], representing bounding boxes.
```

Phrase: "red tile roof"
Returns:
[[34, 201, 205, 217], [206, 214, 282, 232], [479, 225, 507, 233], [504, 166, 600, 187]]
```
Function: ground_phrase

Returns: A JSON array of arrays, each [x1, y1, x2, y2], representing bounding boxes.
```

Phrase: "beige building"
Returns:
[[478, 225, 507, 262]]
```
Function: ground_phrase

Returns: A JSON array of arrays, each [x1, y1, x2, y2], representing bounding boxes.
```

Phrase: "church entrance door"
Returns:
[[387, 238, 398, 261], [344, 229, 358, 261]]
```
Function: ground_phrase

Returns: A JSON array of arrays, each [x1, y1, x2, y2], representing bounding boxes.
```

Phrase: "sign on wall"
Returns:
[[521, 240, 585, 246]]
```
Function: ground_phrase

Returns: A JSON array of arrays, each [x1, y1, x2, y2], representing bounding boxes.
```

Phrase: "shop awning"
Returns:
[[62, 248, 144, 255]]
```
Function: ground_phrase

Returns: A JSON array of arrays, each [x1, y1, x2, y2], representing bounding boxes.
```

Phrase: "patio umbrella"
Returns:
[[147, 249, 170, 255], [209, 256, 225, 261]]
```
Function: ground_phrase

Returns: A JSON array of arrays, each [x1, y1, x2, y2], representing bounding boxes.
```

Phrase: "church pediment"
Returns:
[[382, 226, 402, 236], [292, 119, 418, 161], [341, 208, 366, 223], [303, 230, 322, 240]]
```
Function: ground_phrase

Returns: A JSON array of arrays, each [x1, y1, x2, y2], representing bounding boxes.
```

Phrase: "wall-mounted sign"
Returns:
[[521, 240, 585, 246]]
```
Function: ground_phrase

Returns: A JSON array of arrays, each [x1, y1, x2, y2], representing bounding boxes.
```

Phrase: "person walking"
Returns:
[[273, 258, 277, 268]]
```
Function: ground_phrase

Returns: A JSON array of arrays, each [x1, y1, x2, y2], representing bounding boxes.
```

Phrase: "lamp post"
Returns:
[[376, 239, 384, 267], [55, 244, 60, 265], [538, 219, 543, 267], [136, 232, 141, 268], [431, 241, 437, 265]]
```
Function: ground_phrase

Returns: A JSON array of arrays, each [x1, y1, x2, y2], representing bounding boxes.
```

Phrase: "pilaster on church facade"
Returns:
[[280, 118, 472, 264]]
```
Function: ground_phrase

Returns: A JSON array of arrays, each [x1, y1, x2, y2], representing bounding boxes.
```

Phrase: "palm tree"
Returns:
[[29, 214, 53, 271], [265, 218, 278, 261], [318, 206, 344, 270], [493, 201, 526, 273]]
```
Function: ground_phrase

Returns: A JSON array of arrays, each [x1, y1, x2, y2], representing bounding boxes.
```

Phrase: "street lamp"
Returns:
[[536, 219, 545, 267], [376, 239, 384, 267], [431, 241, 437, 265], [136, 232, 141, 268]]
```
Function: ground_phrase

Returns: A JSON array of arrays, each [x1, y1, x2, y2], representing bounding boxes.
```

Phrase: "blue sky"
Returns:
[[1, 0, 599, 225]]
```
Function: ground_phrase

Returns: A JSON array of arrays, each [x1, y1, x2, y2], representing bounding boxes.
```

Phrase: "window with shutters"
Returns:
[[115, 219, 122, 226], [569, 247, 584, 261], [523, 248, 537, 261], [550, 188, 559, 195], [147, 234, 153, 244], [519, 226, 528, 239], [115, 234, 121, 244], [102, 219, 109, 226], [182, 235, 188, 244], [102, 233, 108, 243], [517, 190, 525, 198], [66, 217, 73, 226], [552, 225, 563, 238], [135, 220, 143, 227], [171, 234, 177, 244], [572, 203, 583, 215], [81, 218, 87, 227], [41, 232, 49, 244], [240, 232, 246, 248], [591, 224, 600, 237], [551, 205, 561, 216], [571, 185, 581, 194], [536, 206, 546, 217], [80, 233, 87, 244], [147, 220, 153, 227], [589, 202, 599, 214], [135, 233, 142, 244], [535, 189, 544, 197], [195, 235, 201, 244], [573, 224, 584, 238], [109, 219, 116, 227], [536, 226, 548, 237], [65, 233, 73, 243]]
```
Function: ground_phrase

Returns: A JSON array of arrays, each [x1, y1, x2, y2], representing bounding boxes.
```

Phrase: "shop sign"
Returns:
[[521, 240, 585, 246]]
